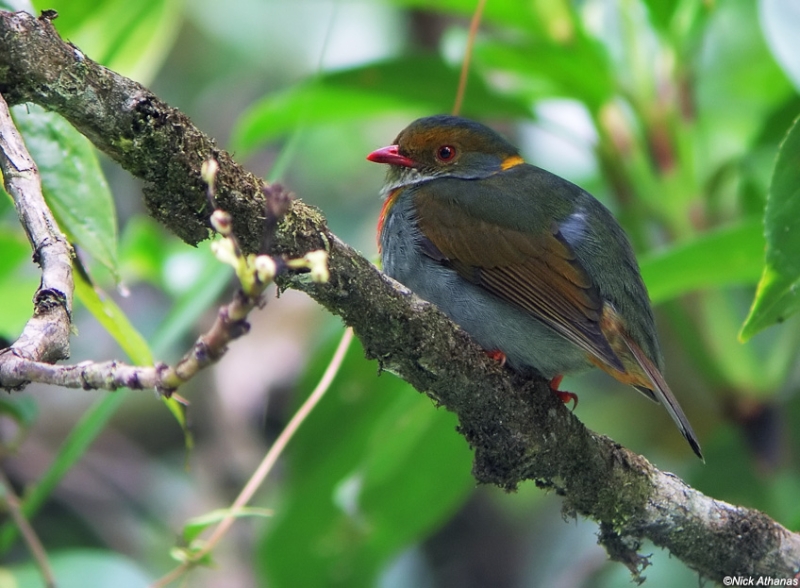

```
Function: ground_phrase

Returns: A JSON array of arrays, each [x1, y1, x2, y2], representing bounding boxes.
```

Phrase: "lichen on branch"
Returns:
[[0, 9, 798, 582]]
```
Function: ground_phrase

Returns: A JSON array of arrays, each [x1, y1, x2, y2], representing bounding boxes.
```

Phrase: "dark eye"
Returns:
[[436, 145, 457, 162]]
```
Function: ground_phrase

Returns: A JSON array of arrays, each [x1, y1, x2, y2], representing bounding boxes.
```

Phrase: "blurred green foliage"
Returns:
[[35, 0, 184, 84], [259, 336, 473, 588], [741, 115, 800, 340], [12, 104, 118, 275], [0, 0, 799, 586]]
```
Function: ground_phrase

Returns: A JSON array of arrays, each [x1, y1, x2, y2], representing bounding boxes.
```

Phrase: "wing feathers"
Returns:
[[414, 191, 623, 372], [409, 182, 701, 458]]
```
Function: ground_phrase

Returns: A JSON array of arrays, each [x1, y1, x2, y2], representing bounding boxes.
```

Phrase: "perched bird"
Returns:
[[367, 114, 702, 459]]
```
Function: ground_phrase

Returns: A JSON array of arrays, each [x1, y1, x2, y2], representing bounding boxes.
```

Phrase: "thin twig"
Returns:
[[0, 92, 74, 383], [0, 284, 257, 394], [2, 12, 800, 580], [452, 0, 487, 116], [0, 471, 55, 588], [151, 327, 355, 588], [0, 158, 325, 395]]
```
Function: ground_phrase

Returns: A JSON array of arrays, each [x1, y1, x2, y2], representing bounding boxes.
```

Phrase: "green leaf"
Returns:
[[169, 545, 214, 568], [73, 269, 194, 449], [767, 470, 800, 530], [258, 335, 474, 588], [231, 56, 531, 154], [475, 35, 614, 110], [73, 270, 152, 366], [12, 105, 119, 275], [0, 396, 38, 430], [696, 0, 794, 174], [118, 216, 171, 285], [31, 0, 184, 85], [150, 258, 233, 355], [0, 396, 37, 465], [0, 393, 127, 553], [0, 231, 38, 339], [0, 231, 29, 276], [640, 218, 765, 304], [0, 261, 161, 551], [740, 115, 800, 341], [388, 0, 548, 32], [0, 184, 10, 210], [6, 549, 151, 588], [640, 0, 679, 32], [0, 249, 229, 554], [182, 507, 273, 545]]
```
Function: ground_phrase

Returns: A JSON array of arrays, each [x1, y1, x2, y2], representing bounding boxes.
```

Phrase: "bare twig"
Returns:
[[0, 286, 259, 395], [0, 262, 269, 394], [0, 10, 799, 582], [452, 0, 487, 116], [0, 471, 55, 588], [0, 155, 328, 396], [152, 327, 354, 588], [0, 91, 73, 387]]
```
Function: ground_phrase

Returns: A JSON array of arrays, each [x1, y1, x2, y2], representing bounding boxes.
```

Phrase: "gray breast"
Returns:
[[380, 193, 593, 378]]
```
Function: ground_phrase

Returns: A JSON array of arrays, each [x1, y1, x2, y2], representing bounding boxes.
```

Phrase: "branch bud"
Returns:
[[201, 158, 219, 187], [211, 237, 237, 267], [304, 250, 329, 283], [254, 255, 277, 283], [210, 209, 232, 235]]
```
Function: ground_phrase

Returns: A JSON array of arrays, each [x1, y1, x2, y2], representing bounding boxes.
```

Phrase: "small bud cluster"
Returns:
[[204, 158, 329, 295]]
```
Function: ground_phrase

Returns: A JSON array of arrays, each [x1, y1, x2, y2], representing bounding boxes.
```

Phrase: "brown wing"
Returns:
[[414, 191, 624, 372]]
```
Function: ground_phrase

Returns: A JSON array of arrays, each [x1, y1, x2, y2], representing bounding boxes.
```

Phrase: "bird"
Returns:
[[367, 114, 702, 460]]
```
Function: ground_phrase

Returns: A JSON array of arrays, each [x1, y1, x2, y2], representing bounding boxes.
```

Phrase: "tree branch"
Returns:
[[0, 142, 324, 397], [0, 91, 73, 385], [1, 9, 798, 582]]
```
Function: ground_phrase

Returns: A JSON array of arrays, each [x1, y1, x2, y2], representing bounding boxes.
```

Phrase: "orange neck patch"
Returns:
[[376, 188, 402, 253], [500, 155, 525, 170]]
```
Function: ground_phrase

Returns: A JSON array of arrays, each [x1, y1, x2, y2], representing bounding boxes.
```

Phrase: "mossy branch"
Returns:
[[1, 9, 798, 582]]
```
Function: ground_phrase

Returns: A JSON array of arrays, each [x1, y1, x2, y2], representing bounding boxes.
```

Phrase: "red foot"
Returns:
[[549, 375, 578, 410], [486, 349, 507, 366]]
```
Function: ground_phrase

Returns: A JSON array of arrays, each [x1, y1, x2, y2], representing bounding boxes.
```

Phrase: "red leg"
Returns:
[[485, 349, 507, 367], [549, 375, 578, 410]]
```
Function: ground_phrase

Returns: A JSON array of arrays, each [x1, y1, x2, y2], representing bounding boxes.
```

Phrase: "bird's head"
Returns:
[[367, 115, 523, 193]]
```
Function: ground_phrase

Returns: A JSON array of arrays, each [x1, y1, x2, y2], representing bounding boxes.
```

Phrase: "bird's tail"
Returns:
[[626, 338, 704, 461]]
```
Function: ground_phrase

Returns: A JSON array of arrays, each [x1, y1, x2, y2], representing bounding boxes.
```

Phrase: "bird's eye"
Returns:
[[436, 145, 457, 162]]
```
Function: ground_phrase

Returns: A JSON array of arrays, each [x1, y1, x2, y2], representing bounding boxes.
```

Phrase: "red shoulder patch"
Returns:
[[377, 188, 403, 252]]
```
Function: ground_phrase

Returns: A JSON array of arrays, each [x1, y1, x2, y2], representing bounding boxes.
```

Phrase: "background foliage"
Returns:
[[1, 0, 800, 586]]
